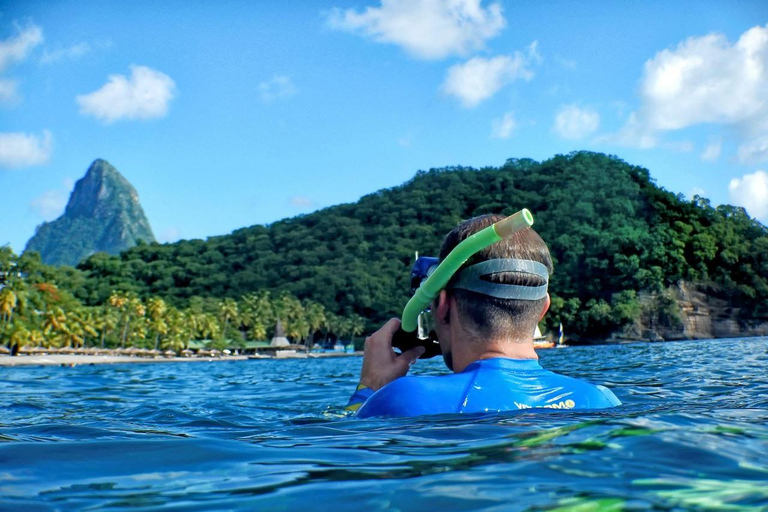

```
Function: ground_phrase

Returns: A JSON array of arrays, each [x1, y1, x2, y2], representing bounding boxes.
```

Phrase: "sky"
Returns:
[[1, 0, 767, 254]]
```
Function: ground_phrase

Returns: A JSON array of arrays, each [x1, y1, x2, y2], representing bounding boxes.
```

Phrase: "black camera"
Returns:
[[392, 256, 442, 359]]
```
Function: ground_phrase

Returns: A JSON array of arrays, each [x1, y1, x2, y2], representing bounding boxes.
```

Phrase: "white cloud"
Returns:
[[30, 190, 66, 219], [0, 130, 52, 169], [29, 178, 73, 220], [158, 227, 182, 243], [289, 196, 316, 209], [700, 139, 722, 162], [442, 51, 534, 107], [258, 75, 297, 103], [729, 170, 768, 220], [40, 41, 91, 64], [526, 40, 542, 64], [0, 23, 43, 104], [601, 112, 658, 148], [615, 24, 768, 162], [555, 56, 576, 70], [639, 27, 767, 131], [737, 135, 768, 164], [327, 0, 505, 60], [667, 140, 694, 153], [0, 23, 43, 72], [76, 65, 176, 123], [553, 105, 600, 140], [0, 78, 18, 103], [690, 186, 707, 198], [491, 111, 516, 139]]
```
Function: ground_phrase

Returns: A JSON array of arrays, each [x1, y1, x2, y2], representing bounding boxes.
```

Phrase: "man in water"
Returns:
[[346, 214, 621, 417]]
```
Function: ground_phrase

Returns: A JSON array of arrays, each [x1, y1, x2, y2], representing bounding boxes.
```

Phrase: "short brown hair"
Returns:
[[439, 214, 553, 341]]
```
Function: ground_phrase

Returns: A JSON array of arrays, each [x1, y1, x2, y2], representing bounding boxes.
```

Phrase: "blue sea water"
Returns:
[[1, 337, 767, 512]]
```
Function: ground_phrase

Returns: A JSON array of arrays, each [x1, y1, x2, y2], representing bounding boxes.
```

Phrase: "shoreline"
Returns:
[[0, 352, 362, 367]]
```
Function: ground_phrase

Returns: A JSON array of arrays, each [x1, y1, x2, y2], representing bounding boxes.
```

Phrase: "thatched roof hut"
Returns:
[[270, 318, 290, 347]]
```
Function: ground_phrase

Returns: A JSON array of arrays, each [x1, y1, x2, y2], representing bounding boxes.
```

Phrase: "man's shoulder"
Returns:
[[535, 369, 622, 408], [356, 374, 467, 418], [356, 364, 621, 418]]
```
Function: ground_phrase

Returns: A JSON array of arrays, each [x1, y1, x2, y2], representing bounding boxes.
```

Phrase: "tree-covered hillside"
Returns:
[[67, 152, 768, 339]]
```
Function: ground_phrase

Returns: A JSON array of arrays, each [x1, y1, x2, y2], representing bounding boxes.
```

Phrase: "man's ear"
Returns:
[[436, 289, 451, 325], [539, 293, 551, 322]]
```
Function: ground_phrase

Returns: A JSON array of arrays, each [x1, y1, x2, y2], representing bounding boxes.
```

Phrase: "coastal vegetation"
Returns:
[[0, 248, 365, 352], [4, 151, 768, 346]]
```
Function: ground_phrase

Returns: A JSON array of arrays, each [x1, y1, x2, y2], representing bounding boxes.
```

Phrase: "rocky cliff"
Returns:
[[24, 159, 155, 266], [614, 282, 768, 342]]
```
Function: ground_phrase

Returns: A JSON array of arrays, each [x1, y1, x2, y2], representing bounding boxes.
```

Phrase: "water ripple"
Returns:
[[1, 337, 767, 511]]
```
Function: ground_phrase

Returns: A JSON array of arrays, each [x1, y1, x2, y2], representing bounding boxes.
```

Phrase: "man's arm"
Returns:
[[345, 318, 424, 413]]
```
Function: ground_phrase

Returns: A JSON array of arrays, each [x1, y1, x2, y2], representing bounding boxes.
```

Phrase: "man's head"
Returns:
[[433, 214, 553, 364]]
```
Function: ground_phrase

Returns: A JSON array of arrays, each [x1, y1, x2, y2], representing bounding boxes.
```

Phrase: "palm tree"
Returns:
[[96, 304, 118, 349], [70, 309, 99, 347], [147, 297, 168, 350], [42, 306, 67, 334], [303, 301, 327, 348], [8, 325, 30, 351], [113, 295, 145, 349], [166, 308, 194, 351], [158, 306, 186, 354], [61, 322, 85, 348], [322, 312, 340, 346], [108, 292, 129, 348], [274, 294, 305, 342], [41, 306, 68, 348], [289, 316, 310, 346], [128, 315, 149, 349], [0, 246, 14, 274], [162, 330, 186, 354], [349, 314, 366, 344], [218, 298, 238, 341], [107, 292, 127, 310], [29, 328, 45, 348], [241, 291, 273, 341], [200, 312, 221, 341], [0, 287, 18, 326], [335, 316, 351, 343]]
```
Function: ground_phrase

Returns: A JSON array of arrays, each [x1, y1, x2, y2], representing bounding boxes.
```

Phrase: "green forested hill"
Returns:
[[69, 152, 768, 339]]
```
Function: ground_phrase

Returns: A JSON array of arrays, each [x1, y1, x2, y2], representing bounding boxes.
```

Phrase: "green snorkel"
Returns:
[[392, 208, 535, 358]]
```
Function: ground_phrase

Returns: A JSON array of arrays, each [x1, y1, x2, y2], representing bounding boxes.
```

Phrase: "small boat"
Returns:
[[533, 326, 555, 349], [556, 322, 568, 348]]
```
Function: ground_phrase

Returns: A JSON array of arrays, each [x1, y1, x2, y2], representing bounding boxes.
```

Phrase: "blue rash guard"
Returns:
[[355, 358, 620, 418]]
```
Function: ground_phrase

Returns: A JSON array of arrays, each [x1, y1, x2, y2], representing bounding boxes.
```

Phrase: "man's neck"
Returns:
[[451, 333, 538, 373]]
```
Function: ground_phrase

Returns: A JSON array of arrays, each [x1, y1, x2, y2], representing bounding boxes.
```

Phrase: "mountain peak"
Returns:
[[64, 159, 138, 219], [86, 158, 117, 178], [24, 159, 156, 266]]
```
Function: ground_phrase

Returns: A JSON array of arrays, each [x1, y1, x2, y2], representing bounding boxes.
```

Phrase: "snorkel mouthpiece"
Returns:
[[393, 209, 535, 358]]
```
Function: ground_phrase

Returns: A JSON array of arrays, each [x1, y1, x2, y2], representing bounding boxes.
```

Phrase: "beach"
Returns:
[[0, 351, 361, 367]]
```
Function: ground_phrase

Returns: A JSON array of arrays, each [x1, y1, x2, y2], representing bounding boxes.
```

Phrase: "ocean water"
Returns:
[[1, 337, 767, 512]]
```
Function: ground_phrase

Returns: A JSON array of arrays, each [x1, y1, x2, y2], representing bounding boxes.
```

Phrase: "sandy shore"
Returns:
[[0, 354, 247, 367], [0, 352, 362, 367]]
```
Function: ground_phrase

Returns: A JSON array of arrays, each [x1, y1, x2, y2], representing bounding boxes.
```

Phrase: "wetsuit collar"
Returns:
[[462, 357, 542, 373]]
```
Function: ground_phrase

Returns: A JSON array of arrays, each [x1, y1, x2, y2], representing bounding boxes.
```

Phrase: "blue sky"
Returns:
[[1, 0, 767, 254]]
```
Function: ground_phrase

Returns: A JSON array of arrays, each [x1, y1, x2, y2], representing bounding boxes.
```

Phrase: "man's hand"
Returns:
[[359, 318, 425, 391]]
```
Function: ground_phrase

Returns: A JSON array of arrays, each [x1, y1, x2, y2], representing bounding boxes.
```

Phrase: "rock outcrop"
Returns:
[[24, 159, 155, 266], [619, 282, 768, 341]]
